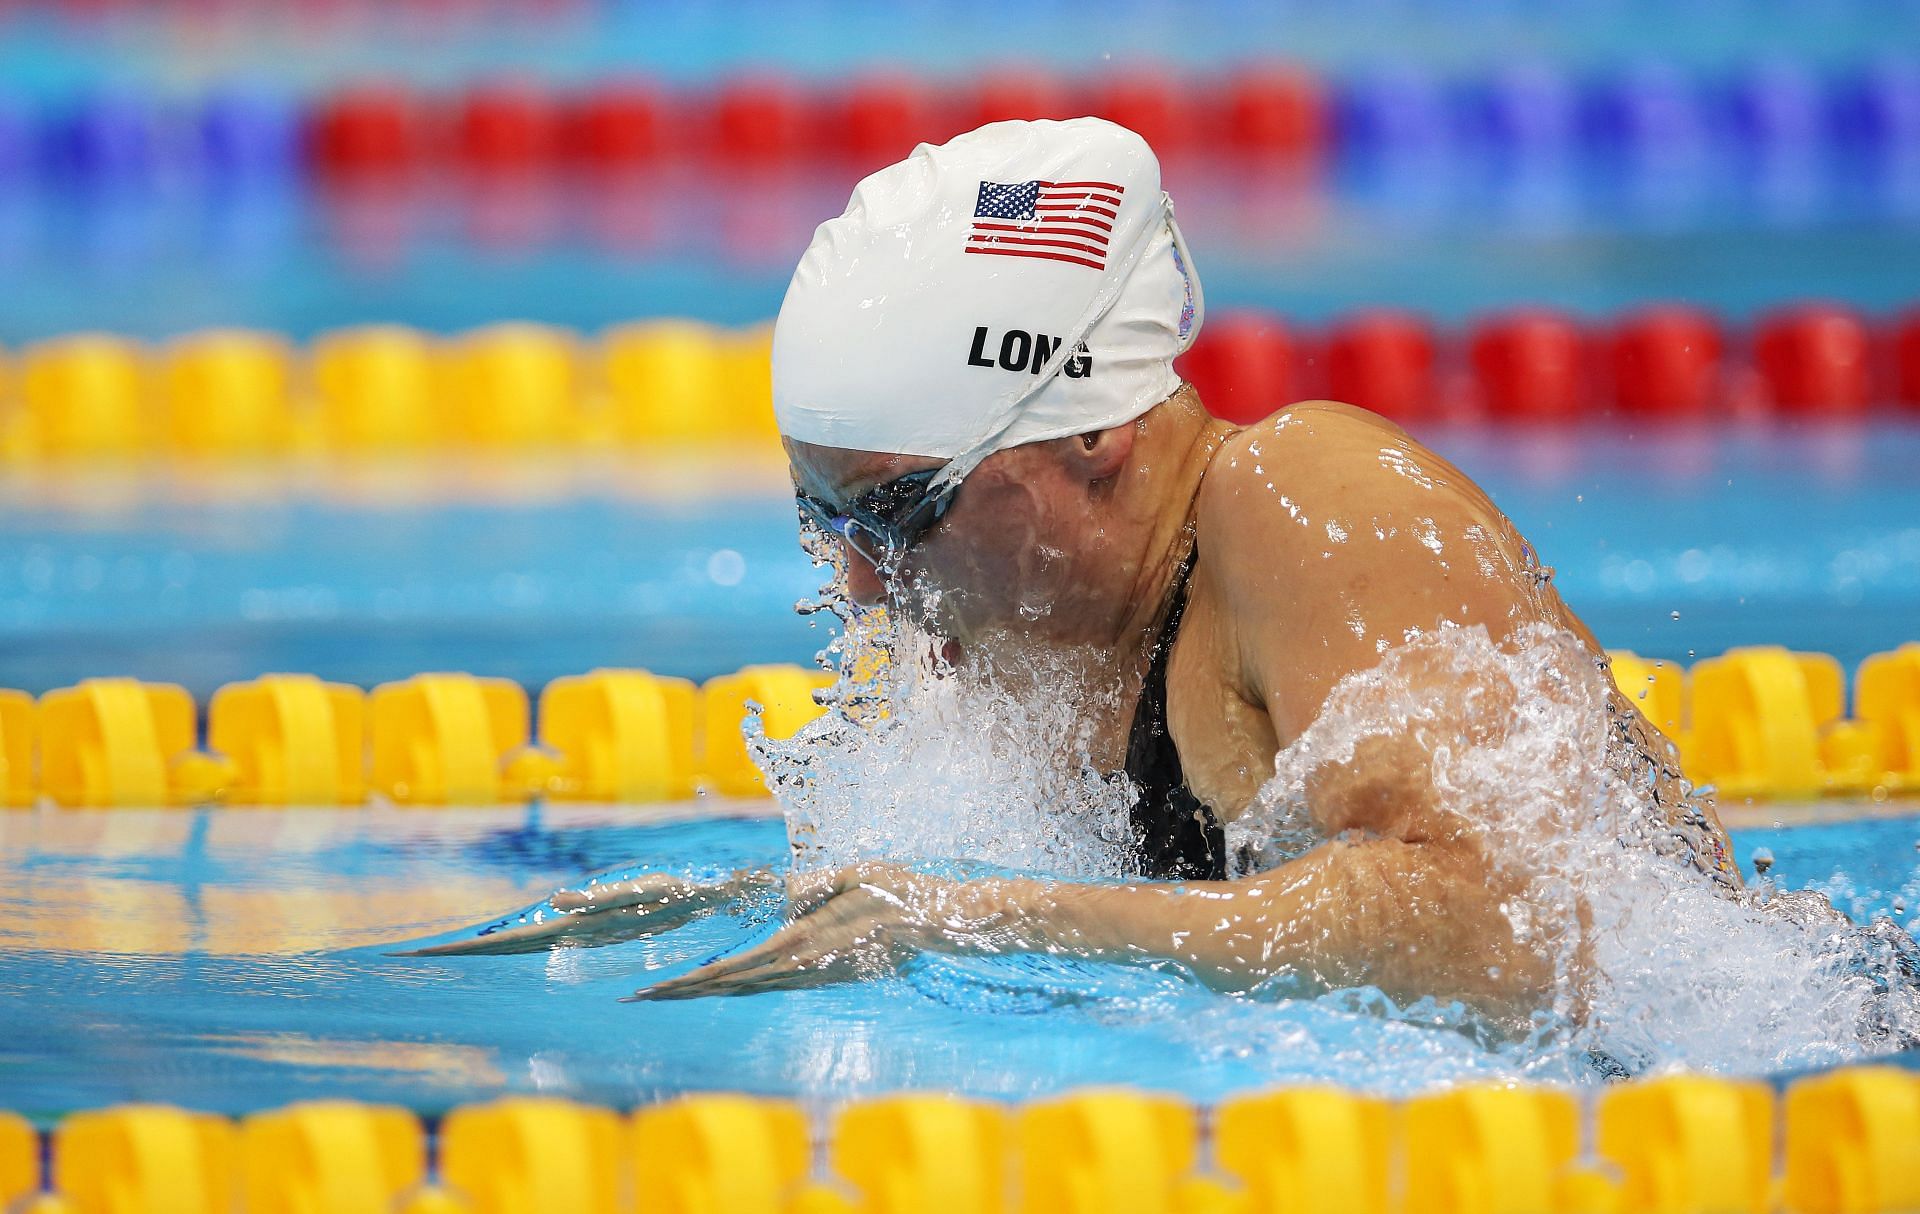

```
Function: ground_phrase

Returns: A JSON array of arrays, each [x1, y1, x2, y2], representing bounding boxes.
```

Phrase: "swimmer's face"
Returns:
[[786, 429, 1136, 647]]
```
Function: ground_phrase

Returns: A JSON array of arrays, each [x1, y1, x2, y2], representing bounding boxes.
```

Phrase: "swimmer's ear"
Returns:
[[1057, 422, 1135, 484]]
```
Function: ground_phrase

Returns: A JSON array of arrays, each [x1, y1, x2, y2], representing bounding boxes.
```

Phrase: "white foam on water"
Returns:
[[755, 607, 1142, 880]]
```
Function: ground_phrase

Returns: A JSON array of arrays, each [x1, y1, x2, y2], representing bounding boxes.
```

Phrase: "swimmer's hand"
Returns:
[[396, 867, 779, 957], [630, 862, 1005, 1000]]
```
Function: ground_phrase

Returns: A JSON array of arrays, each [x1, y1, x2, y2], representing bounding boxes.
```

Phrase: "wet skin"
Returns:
[[417, 388, 1735, 1023]]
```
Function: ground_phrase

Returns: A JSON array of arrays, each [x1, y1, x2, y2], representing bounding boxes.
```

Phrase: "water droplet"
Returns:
[[707, 548, 747, 586], [1751, 847, 1774, 875]]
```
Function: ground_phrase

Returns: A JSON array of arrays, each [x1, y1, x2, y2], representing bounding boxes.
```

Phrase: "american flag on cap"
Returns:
[[966, 179, 1124, 271]]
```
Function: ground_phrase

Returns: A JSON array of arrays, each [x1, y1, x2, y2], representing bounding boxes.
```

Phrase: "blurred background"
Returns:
[[1, 0, 1917, 698]]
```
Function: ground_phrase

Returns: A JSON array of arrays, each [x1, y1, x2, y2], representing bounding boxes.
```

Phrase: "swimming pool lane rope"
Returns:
[[10, 58, 1920, 184], [1, 644, 1916, 809], [1, 299, 1917, 465], [6, 1070, 1920, 1214]]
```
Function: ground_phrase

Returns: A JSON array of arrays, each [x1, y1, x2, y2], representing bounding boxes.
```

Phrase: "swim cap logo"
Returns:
[[965, 179, 1123, 271], [967, 326, 1093, 378]]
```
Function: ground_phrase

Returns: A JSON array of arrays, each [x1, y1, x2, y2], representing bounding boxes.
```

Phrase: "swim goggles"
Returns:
[[795, 467, 961, 566]]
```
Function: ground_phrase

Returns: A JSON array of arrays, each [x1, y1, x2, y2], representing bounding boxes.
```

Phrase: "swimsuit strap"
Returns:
[[1124, 544, 1227, 880]]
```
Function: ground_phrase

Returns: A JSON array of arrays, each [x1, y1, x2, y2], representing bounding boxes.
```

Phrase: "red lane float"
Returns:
[[712, 76, 815, 164], [565, 81, 666, 166], [454, 82, 562, 172], [837, 75, 947, 166], [309, 84, 424, 177], [1894, 308, 1920, 410], [1610, 304, 1724, 417], [1224, 65, 1328, 156], [1084, 70, 1200, 156], [1755, 303, 1872, 415], [1469, 309, 1588, 420], [1326, 309, 1436, 422], [1177, 312, 1299, 425], [1174, 302, 1913, 424], [967, 68, 1076, 128]]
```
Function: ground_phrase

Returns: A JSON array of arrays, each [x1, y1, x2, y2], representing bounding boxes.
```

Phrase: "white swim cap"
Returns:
[[772, 117, 1204, 485]]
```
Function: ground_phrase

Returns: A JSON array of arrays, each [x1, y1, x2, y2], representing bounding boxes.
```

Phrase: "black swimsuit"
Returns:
[[1124, 549, 1228, 880]]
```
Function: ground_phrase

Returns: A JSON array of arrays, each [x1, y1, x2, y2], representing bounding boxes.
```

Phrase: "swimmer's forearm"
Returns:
[[950, 839, 1546, 1009], [980, 843, 1399, 988]]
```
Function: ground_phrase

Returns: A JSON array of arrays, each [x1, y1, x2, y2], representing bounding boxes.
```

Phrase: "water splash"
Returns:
[[755, 606, 1141, 880], [1229, 622, 1920, 1074], [752, 527, 1919, 1079]]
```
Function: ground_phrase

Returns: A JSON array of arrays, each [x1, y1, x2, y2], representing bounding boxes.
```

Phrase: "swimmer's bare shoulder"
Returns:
[[1194, 400, 1589, 741]]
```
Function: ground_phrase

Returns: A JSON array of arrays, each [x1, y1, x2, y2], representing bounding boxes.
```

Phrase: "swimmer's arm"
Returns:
[[1043, 838, 1543, 1008], [634, 844, 1547, 1013]]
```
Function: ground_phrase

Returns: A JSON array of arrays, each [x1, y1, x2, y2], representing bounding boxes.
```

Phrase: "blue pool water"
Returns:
[[0, 799, 1912, 1120]]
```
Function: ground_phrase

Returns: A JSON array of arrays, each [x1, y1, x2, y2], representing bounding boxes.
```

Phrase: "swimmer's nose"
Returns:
[[840, 540, 887, 607]]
